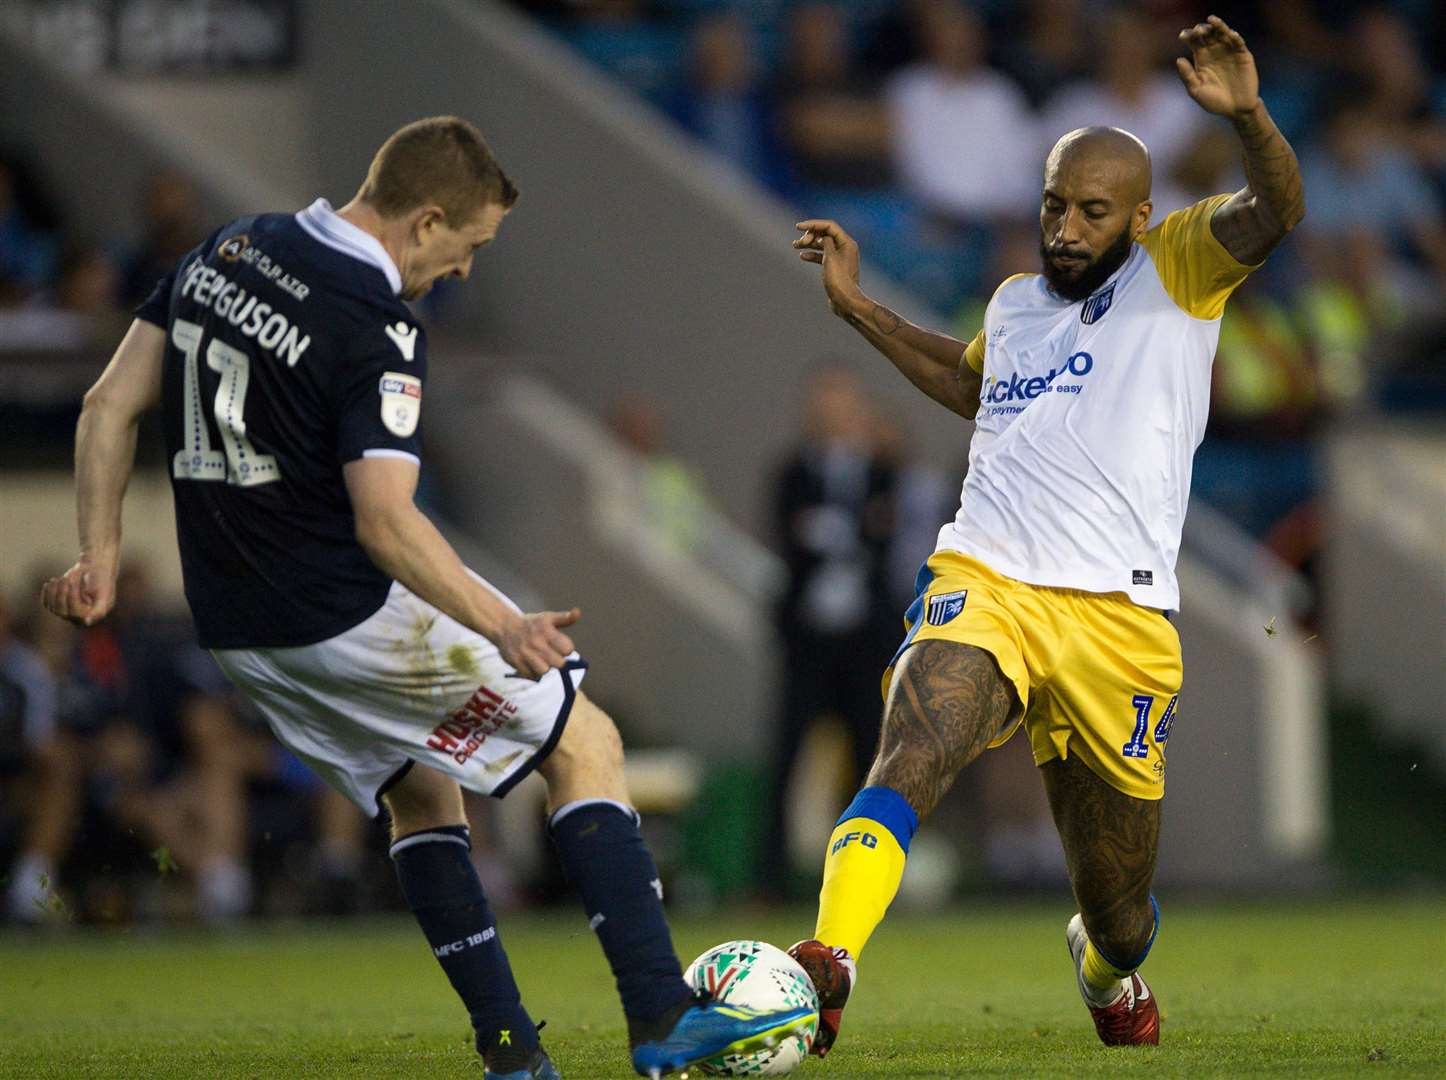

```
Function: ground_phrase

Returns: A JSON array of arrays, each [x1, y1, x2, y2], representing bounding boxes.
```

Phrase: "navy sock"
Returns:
[[390, 825, 537, 1067], [548, 800, 693, 1038]]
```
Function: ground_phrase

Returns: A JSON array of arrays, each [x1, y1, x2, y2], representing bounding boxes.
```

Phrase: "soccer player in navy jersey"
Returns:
[[42, 116, 811, 1080]]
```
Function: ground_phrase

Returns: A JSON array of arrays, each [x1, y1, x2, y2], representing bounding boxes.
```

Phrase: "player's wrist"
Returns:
[[78, 545, 119, 571], [833, 287, 870, 321], [1230, 98, 1266, 124]]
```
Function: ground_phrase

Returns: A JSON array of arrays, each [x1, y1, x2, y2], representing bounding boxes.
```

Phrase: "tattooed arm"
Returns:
[[1176, 15, 1304, 264], [794, 218, 982, 419]]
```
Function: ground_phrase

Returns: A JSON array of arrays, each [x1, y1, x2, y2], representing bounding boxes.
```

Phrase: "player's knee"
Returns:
[[874, 642, 1011, 768], [381, 765, 465, 839], [538, 693, 628, 802], [556, 695, 625, 772]]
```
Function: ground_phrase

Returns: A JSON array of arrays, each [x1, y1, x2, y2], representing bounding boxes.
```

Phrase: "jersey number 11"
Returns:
[[171, 317, 282, 488]]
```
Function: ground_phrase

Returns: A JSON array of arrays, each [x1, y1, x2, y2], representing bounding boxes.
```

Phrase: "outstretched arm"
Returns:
[[42, 319, 166, 626], [344, 456, 581, 678], [1177, 15, 1304, 265], [794, 219, 982, 419]]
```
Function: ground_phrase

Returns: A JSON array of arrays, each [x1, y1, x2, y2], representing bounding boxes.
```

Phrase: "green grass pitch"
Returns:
[[1, 900, 1441, 1077]]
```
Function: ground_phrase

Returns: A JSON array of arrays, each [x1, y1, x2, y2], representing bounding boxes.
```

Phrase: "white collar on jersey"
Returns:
[[294, 198, 403, 296]]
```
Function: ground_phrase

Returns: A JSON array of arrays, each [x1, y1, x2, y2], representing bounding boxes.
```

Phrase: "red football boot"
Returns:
[[787, 939, 856, 1057], [1066, 914, 1161, 1046]]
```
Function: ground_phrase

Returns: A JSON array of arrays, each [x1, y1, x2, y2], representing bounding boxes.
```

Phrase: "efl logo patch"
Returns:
[[218, 234, 248, 262], [379, 372, 422, 437], [925, 590, 968, 626], [1080, 282, 1115, 324]]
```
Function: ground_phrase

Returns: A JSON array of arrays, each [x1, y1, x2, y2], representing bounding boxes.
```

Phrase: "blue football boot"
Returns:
[[484, 1047, 561, 1080], [630, 998, 817, 1078]]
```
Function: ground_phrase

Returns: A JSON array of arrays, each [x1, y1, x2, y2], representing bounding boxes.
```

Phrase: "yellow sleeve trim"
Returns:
[[962, 274, 1036, 373], [962, 328, 986, 374], [1141, 194, 1259, 320]]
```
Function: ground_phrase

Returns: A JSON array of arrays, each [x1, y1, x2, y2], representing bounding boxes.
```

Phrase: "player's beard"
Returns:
[[1040, 225, 1134, 303]]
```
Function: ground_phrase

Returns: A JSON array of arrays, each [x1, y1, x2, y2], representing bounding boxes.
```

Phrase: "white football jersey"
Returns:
[[940, 195, 1257, 610]]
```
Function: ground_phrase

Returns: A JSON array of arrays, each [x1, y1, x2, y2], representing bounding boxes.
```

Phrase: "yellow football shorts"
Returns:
[[882, 550, 1181, 800]]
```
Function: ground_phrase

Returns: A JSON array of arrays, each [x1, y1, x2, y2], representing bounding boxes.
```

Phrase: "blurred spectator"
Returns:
[[1349, 6, 1445, 172], [1039, 5, 1215, 217], [759, 365, 898, 896], [608, 392, 717, 556], [61, 562, 271, 922], [667, 15, 777, 186], [874, 411, 958, 615], [951, 222, 1039, 340], [998, 0, 1091, 108], [886, 1, 1037, 226], [1, 591, 78, 923], [1299, 95, 1446, 280], [1210, 283, 1318, 439], [119, 170, 204, 309], [1292, 227, 1430, 410], [55, 247, 120, 314], [771, 4, 892, 192], [0, 153, 61, 306]]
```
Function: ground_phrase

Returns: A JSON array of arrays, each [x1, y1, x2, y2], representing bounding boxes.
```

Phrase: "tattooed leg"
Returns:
[[810, 639, 1018, 963], [1041, 752, 1160, 962], [867, 639, 1018, 818]]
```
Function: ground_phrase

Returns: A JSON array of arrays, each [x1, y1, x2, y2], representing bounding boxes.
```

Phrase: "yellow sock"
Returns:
[[813, 787, 918, 959], [1080, 898, 1160, 994], [1081, 939, 1132, 992]]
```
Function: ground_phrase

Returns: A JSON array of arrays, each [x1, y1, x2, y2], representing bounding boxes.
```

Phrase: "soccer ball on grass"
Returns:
[[683, 939, 819, 1076]]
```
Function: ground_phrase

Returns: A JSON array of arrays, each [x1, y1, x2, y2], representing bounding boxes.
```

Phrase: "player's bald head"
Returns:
[[1038, 127, 1154, 302], [1045, 127, 1152, 206]]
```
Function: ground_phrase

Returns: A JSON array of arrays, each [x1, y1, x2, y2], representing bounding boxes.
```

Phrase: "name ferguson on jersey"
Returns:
[[179, 260, 312, 368]]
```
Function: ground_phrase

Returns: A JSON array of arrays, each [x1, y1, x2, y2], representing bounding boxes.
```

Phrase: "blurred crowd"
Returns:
[[0, 563, 391, 926], [0, 159, 201, 352]]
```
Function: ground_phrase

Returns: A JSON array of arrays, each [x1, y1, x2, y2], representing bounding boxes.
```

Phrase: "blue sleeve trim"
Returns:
[[835, 785, 920, 854]]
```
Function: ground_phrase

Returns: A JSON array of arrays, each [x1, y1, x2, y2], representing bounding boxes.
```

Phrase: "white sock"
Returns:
[[1078, 965, 1128, 1008], [198, 858, 253, 922], [6, 852, 56, 922]]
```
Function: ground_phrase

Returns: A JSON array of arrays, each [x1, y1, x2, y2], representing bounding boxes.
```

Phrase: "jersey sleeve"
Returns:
[[134, 267, 177, 327], [962, 329, 986, 374], [135, 227, 225, 327], [332, 322, 427, 466], [1140, 194, 1261, 320]]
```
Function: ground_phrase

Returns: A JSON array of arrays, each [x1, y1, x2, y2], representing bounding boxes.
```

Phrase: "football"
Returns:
[[684, 940, 820, 1076]]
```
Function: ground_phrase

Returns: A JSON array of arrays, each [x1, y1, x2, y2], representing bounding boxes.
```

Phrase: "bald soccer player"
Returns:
[[785, 17, 1303, 1052]]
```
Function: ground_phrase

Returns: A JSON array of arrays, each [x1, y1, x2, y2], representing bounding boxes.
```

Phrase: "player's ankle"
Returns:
[[625, 990, 696, 1048], [480, 1022, 541, 1072], [1079, 972, 1127, 1008]]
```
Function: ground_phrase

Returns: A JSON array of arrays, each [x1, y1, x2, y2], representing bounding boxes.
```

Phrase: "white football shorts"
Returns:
[[212, 580, 586, 815]]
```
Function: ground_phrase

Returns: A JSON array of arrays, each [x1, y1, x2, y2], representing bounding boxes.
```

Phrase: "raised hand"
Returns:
[[1176, 15, 1260, 118], [794, 219, 864, 318], [499, 607, 580, 679]]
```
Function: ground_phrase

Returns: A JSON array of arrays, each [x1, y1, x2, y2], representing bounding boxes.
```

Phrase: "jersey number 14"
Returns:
[[171, 317, 282, 487]]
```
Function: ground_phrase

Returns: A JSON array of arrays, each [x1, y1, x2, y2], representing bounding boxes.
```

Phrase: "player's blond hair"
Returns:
[[359, 116, 518, 225]]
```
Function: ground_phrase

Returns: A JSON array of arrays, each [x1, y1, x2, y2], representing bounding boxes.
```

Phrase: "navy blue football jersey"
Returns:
[[137, 200, 427, 649]]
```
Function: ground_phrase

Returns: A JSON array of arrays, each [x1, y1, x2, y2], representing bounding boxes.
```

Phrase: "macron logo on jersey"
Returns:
[[981, 351, 1095, 406], [385, 321, 417, 361]]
